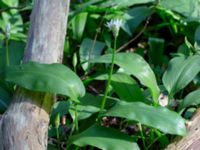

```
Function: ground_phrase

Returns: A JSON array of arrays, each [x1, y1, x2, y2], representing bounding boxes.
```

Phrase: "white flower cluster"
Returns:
[[106, 19, 122, 38]]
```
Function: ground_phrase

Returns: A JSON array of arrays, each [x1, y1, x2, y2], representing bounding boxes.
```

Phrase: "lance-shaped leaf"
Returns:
[[163, 55, 200, 97], [5, 62, 85, 100], [105, 101, 186, 136], [70, 125, 139, 150], [179, 89, 200, 110], [91, 52, 160, 102], [79, 38, 105, 71]]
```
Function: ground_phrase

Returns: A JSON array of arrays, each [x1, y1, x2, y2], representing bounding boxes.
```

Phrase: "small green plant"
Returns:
[[1, 0, 200, 150]]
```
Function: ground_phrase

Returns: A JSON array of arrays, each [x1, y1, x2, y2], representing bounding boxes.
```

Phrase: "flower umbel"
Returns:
[[106, 19, 122, 38]]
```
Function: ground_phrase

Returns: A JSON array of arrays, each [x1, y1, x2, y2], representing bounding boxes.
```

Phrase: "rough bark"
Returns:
[[165, 109, 200, 150], [0, 0, 70, 149]]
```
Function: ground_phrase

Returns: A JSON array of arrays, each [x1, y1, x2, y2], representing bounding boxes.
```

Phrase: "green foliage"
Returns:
[[123, 6, 151, 36], [163, 55, 200, 97], [159, 0, 200, 22], [1, 0, 200, 150], [105, 101, 186, 136], [5, 62, 85, 101], [111, 73, 145, 102], [69, 125, 139, 150], [179, 89, 200, 110], [79, 38, 105, 71], [92, 53, 160, 103], [71, 12, 88, 42]]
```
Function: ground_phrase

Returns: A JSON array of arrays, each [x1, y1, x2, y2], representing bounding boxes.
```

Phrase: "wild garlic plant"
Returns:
[[99, 19, 123, 116]]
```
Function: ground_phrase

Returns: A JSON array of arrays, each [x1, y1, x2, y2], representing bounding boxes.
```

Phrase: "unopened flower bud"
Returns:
[[158, 93, 168, 107], [5, 23, 11, 39]]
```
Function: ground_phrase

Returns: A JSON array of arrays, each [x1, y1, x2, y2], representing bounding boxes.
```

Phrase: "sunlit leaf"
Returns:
[[159, 0, 200, 22], [5, 62, 85, 100], [100, 0, 154, 8], [105, 101, 186, 136], [91, 52, 160, 102]]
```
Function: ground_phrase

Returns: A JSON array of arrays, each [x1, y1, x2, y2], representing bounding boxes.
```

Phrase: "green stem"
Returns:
[[66, 103, 79, 150], [56, 127, 60, 140], [56, 127, 61, 150], [75, 103, 79, 132], [5, 38, 10, 66], [147, 130, 163, 150], [98, 37, 117, 117], [138, 123, 147, 150]]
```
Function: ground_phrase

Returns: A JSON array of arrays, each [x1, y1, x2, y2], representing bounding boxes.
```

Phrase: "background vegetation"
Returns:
[[1, 0, 200, 149]]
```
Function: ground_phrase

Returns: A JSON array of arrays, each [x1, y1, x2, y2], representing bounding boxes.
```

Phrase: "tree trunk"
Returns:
[[0, 0, 70, 149], [165, 109, 200, 150]]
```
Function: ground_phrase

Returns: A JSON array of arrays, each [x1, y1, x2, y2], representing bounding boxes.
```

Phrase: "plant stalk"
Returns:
[[5, 38, 10, 66], [98, 37, 117, 117], [138, 123, 147, 150]]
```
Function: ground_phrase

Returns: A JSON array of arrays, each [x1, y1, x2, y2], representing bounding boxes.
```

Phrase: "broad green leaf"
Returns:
[[5, 62, 85, 100], [71, 12, 88, 42], [123, 6, 151, 36], [179, 89, 200, 110], [100, 0, 154, 8], [111, 74, 144, 102], [159, 0, 200, 22], [105, 101, 186, 136], [91, 52, 160, 102], [70, 125, 139, 150], [96, 73, 145, 102], [163, 55, 200, 97], [80, 38, 105, 71]]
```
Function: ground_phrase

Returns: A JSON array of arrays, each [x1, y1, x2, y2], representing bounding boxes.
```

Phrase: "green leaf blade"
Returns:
[[70, 125, 139, 150], [163, 55, 200, 96], [5, 62, 85, 100], [80, 38, 105, 71], [105, 101, 186, 136], [91, 52, 160, 102], [180, 89, 200, 110]]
